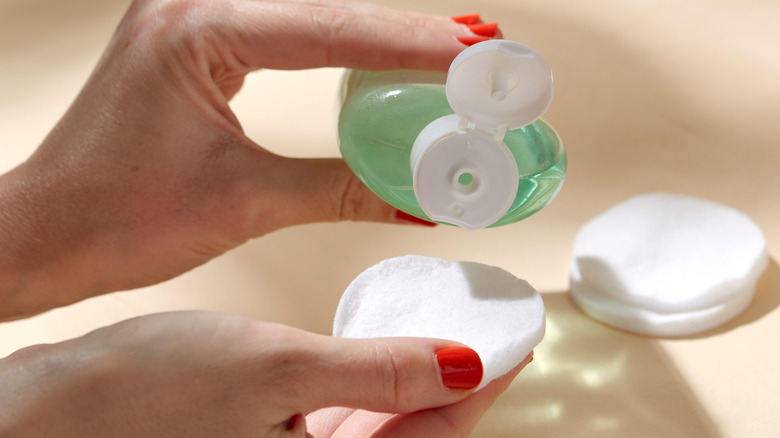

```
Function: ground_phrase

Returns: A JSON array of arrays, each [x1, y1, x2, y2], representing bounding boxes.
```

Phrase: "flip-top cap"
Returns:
[[446, 40, 553, 131], [411, 40, 553, 230], [411, 115, 519, 230]]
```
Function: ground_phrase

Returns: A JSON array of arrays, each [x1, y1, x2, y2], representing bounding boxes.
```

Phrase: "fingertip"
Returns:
[[452, 14, 504, 46], [457, 35, 491, 47], [304, 337, 477, 414], [435, 346, 483, 391], [451, 13, 481, 25], [468, 22, 498, 38], [394, 210, 438, 227]]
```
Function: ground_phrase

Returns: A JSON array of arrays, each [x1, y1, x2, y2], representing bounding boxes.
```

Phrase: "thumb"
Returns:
[[289, 335, 484, 414], [255, 157, 437, 228]]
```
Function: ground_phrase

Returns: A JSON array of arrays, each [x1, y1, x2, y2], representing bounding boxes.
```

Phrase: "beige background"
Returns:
[[1, 0, 779, 436]]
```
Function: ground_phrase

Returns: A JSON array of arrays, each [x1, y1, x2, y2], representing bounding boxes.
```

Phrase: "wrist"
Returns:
[[0, 344, 76, 436], [0, 161, 105, 320], [0, 338, 125, 437]]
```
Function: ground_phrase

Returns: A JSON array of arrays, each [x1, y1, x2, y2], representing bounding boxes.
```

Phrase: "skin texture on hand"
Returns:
[[0, 3, 527, 436], [0, 311, 533, 437], [0, 0, 494, 319]]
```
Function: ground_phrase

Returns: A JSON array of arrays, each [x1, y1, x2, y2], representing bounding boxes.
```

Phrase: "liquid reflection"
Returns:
[[470, 292, 722, 438]]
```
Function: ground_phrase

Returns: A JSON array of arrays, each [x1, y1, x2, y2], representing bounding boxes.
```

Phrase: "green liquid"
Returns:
[[338, 71, 566, 227]]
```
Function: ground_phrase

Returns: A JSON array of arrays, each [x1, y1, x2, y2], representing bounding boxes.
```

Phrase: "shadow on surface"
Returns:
[[685, 257, 780, 339], [472, 261, 780, 437], [472, 292, 723, 438]]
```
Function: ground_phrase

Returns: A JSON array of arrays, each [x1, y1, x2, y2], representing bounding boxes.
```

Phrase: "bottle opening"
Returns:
[[454, 169, 479, 196], [457, 172, 474, 186], [410, 40, 553, 230], [411, 115, 519, 230]]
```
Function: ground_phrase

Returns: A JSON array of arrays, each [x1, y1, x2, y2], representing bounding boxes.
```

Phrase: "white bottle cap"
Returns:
[[411, 40, 553, 230]]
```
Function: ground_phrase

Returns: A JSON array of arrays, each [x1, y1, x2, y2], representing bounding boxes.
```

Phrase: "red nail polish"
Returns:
[[457, 36, 491, 47], [451, 13, 481, 25], [435, 347, 483, 390], [395, 210, 438, 227], [468, 23, 498, 37]]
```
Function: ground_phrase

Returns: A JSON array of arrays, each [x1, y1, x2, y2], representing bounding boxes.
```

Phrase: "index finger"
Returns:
[[194, 0, 477, 71]]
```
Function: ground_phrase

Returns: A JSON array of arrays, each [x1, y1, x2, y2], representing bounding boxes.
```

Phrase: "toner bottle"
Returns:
[[338, 40, 565, 230]]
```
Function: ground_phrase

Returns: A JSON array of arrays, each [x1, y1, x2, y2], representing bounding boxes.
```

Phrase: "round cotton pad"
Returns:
[[570, 192, 768, 336], [333, 255, 545, 390], [571, 261, 758, 337]]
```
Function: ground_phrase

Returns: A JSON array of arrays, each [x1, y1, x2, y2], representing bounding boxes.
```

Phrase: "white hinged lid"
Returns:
[[411, 40, 553, 230], [446, 40, 553, 131]]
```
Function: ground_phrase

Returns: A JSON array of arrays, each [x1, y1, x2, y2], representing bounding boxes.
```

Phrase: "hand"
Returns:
[[0, 0, 497, 319], [0, 311, 532, 437], [306, 363, 531, 438]]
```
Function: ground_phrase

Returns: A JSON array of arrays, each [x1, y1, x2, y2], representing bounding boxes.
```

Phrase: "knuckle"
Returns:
[[311, 6, 359, 43], [124, 0, 219, 52], [369, 342, 418, 411]]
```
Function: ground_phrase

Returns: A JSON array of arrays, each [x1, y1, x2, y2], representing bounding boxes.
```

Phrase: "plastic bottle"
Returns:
[[338, 40, 565, 230]]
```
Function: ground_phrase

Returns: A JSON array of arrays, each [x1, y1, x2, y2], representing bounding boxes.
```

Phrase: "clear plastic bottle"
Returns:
[[338, 40, 565, 230]]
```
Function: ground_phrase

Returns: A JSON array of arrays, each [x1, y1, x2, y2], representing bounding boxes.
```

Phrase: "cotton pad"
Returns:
[[570, 192, 768, 336], [333, 255, 545, 390], [571, 261, 758, 337]]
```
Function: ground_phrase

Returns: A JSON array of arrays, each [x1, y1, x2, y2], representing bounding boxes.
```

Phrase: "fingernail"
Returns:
[[395, 210, 438, 227], [435, 347, 483, 390], [451, 13, 481, 25], [457, 36, 491, 47], [468, 23, 498, 37]]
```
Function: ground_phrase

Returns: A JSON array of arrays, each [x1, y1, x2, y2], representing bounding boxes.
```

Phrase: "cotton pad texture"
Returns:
[[333, 255, 545, 390], [570, 193, 768, 337]]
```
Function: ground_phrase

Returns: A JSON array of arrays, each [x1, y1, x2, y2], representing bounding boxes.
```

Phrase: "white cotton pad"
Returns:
[[570, 192, 768, 336], [571, 261, 758, 337], [333, 255, 545, 390]]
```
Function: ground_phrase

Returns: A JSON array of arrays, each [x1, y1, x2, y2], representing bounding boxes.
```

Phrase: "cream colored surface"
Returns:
[[1, 0, 779, 436]]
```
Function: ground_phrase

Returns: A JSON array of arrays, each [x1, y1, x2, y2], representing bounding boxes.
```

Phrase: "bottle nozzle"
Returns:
[[489, 68, 517, 102], [445, 40, 553, 131]]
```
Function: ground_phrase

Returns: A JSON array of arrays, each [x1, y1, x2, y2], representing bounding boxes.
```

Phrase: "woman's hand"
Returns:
[[0, 311, 532, 437], [0, 0, 496, 319]]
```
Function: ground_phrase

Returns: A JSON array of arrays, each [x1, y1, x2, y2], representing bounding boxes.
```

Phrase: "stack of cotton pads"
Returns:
[[333, 255, 545, 390], [570, 193, 768, 337]]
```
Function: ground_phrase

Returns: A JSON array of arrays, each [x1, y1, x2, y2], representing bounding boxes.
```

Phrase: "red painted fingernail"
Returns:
[[451, 13, 481, 25], [468, 22, 498, 37], [457, 35, 491, 47], [435, 347, 483, 390], [395, 210, 438, 227]]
